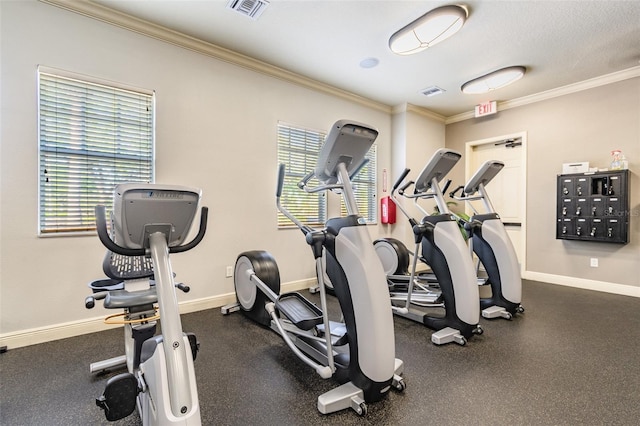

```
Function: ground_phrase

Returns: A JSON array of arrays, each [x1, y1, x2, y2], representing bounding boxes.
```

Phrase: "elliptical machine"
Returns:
[[222, 120, 404, 416], [86, 184, 208, 424], [378, 149, 482, 346], [449, 160, 524, 319]]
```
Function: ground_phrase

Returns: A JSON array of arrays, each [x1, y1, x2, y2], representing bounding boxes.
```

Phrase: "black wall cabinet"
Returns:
[[556, 170, 630, 244]]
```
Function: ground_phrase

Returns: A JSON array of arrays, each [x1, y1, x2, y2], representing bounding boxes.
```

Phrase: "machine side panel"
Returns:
[[432, 221, 479, 325], [334, 226, 395, 383], [480, 219, 521, 303]]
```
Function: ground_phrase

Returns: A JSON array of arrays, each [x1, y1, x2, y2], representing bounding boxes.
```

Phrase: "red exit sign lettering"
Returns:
[[475, 101, 497, 117]]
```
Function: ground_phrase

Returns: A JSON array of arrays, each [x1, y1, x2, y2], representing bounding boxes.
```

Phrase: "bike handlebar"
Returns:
[[95, 205, 208, 256]]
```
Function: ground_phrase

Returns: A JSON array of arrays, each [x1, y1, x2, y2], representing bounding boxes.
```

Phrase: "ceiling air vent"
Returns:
[[420, 86, 446, 97], [226, 0, 270, 20]]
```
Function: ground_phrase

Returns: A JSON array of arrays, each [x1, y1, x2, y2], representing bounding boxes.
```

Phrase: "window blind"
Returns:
[[340, 145, 377, 223], [38, 70, 154, 234], [276, 123, 326, 228], [277, 122, 377, 228]]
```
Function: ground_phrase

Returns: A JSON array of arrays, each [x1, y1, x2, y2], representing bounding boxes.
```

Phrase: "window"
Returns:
[[340, 144, 377, 223], [38, 68, 154, 235], [276, 122, 377, 228], [277, 123, 327, 228]]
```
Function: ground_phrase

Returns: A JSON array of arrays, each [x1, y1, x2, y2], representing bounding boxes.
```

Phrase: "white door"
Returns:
[[465, 133, 526, 272]]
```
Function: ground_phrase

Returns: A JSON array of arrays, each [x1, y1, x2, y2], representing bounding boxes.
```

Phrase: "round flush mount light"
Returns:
[[359, 57, 380, 69], [461, 66, 526, 94], [389, 5, 468, 55]]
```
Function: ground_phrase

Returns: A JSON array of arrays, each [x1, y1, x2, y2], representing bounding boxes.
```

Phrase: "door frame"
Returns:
[[465, 131, 528, 274]]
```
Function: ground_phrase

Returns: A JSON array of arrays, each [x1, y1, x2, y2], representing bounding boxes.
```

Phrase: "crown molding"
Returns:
[[445, 66, 640, 124], [39, 0, 391, 114], [38, 1, 640, 123], [392, 103, 446, 123]]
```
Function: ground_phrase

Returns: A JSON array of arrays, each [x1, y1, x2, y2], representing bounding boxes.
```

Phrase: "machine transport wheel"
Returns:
[[395, 379, 406, 392], [517, 305, 525, 313], [357, 402, 367, 417], [234, 251, 280, 326], [474, 325, 484, 335]]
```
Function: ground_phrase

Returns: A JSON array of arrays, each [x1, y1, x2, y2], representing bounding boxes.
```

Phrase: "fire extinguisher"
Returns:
[[381, 196, 396, 224]]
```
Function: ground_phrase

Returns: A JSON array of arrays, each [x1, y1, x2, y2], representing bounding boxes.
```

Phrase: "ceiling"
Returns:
[[91, 0, 640, 117]]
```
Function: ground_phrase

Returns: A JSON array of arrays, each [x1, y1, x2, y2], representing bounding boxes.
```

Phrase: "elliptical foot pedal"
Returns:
[[431, 327, 467, 346], [275, 292, 323, 331], [96, 372, 139, 421], [482, 305, 512, 320], [317, 381, 365, 415]]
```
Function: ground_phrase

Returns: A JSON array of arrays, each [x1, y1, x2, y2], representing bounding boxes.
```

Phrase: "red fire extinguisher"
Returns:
[[380, 196, 396, 224]]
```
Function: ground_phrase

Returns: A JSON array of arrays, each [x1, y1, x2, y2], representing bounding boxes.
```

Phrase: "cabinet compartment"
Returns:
[[556, 170, 629, 244], [589, 218, 605, 239]]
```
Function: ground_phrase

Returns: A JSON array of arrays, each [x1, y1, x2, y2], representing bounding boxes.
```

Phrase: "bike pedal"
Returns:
[[96, 372, 139, 421]]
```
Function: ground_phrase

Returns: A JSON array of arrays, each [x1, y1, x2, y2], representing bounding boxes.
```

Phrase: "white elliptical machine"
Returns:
[[86, 184, 208, 425], [449, 160, 524, 319], [376, 149, 482, 345], [222, 120, 404, 416]]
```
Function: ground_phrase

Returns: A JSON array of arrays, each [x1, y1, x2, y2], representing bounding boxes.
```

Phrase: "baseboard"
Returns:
[[523, 271, 640, 298], [0, 278, 316, 350]]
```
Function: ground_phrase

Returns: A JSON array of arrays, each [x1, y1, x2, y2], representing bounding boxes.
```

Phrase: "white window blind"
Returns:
[[38, 69, 154, 234], [277, 122, 377, 228], [340, 145, 377, 224], [277, 123, 327, 228]]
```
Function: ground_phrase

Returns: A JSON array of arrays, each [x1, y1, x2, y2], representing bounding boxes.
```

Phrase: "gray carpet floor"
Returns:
[[1, 280, 639, 425]]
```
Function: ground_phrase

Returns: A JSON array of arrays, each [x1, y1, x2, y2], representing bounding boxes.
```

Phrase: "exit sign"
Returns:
[[475, 101, 497, 117]]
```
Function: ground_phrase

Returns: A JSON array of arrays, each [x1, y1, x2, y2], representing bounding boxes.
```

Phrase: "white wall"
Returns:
[[446, 78, 640, 292], [0, 1, 395, 345], [388, 107, 446, 245]]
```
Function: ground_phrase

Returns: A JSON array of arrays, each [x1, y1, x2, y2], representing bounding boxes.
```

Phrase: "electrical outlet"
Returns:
[[225, 266, 233, 277], [590, 258, 599, 268]]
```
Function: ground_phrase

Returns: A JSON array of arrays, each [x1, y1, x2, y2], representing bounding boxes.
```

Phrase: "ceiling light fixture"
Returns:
[[389, 5, 468, 55], [461, 66, 526, 94]]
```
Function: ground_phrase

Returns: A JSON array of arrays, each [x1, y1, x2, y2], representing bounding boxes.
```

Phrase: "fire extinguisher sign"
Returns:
[[382, 168, 388, 193]]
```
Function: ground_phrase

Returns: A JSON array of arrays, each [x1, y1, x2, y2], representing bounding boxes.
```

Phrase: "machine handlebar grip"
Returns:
[[441, 179, 452, 195], [176, 283, 190, 293], [392, 168, 411, 191], [449, 185, 464, 198], [349, 158, 369, 180], [276, 163, 286, 197], [398, 180, 414, 195], [297, 170, 315, 190]]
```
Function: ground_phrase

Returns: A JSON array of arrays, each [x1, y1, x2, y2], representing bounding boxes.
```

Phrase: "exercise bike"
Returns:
[[449, 160, 524, 319], [85, 183, 208, 424], [378, 148, 482, 346], [222, 120, 404, 416]]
